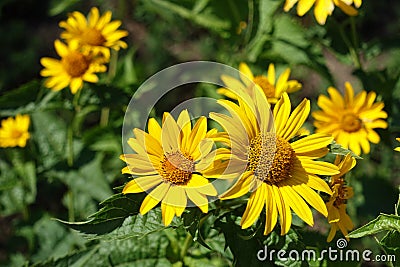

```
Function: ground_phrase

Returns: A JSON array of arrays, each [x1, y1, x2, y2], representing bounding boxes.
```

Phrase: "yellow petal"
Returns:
[[219, 171, 253, 199], [271, 185, 292, 235], [267, 63, 276, 86], [291, 133, 333, 154], [140, 183, 170, 214], [185, 189, 209, 213], [297, 0, 317, 16], [280, 185, 314, 226], [122, 175, 162, 194], [241, 183, 266, 229], [293, 184, 328, 216], [239, 62, 254, 86], [161, 202, 175, 226], [264, 184, 278, 235]]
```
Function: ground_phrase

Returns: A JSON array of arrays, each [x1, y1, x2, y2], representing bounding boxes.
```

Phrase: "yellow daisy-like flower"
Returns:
[[0, 114, 30, 148], [40, 40, 107, 94], [395, 138, 400, 152], [121, 110, 225, 226], [218, 62, 302, 104], [210, 88, 339, 235], [312, 82, 388, 155], [326, 154, 356, 242], [284, 0, 361, 25], [59, 7, 128, 60]]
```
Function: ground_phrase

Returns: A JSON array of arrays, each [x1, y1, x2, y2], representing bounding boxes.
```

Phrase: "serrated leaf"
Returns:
[[32, 231, 172, 267], [58, 192, 181, 240], [93, 209, 180, 241], [57, 193, 144, 235], [31, 111, 68, 169], [348, 214, 400, 238]]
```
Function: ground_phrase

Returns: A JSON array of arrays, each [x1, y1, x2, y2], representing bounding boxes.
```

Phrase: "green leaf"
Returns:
[[182, 208, 212, 249], [0, 80, 39, 109], [58, 193, 144, 235], [31, 111, 68, 169], [59, 191, 181, 240], [348, 214, 400, 238], [328, 141, 363, 159], [380, 230, 400, 264], [247, 0, 281, 61], [32, 231, 172, 267], [147, 0, 230, 33], [0, 151, 37, 215], [48, 0, 80, 16]]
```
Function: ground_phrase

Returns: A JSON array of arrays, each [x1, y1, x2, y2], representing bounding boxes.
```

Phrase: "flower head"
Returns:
[[218, 62, 301, 104], [40, 40, 107, 94], [0, 114, 30, 148], [121, 110, 225, 226], [59, 7, 128, 60], [326, 154, 356, 242], [312, 82, 388, 155], [211, 86, 339, 235], [284, 0, 361, 25]]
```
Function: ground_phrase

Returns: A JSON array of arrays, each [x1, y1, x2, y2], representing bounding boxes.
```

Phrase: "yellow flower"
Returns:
[[40, 40, 107, 94], [395, 138, 400, 152], [59, 7, 128, 60], [210, 87, 339, 235], [283, 0, 360, 25], [0, 114, 30, 148], [326, 154, 356, 242], [218, 62, 302, 104], [121, 110, 225, 226], [312, 82, 388, 155]]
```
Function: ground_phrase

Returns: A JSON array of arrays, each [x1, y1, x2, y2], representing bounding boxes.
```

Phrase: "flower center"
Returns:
[[332, 179, 352, 207], [159, 151, 194, 185], [11, 129, 22, 139], [341, 113, 362, 133], [247, 133, 296, 185], [82, 28, 106, 46], [253, 76, 275, 98], [61, 52, 90, 77]]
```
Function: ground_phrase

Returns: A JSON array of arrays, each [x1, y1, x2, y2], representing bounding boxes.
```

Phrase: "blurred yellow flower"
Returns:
[[121, 110, 225, 226], [284, 0, 361, 25], [40, 40, 107, 94], [59, 7, 128, 60], [218, 63, 301, 104], [326, 154, 356, 242], [211, 88, 338, 236], [0, 114, 30, 148], [395, 138, 400, 152], [312, 82, 387, 155]]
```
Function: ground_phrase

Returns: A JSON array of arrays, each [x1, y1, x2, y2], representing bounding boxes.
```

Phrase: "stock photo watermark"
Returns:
[[257, 238, 396, 263]]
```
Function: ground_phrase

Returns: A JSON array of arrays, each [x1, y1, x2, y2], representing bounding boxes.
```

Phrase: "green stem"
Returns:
[[100, 107, 110, 127], [107, 50, 118, 83], [244, 0, 254, 46], [67, 124, 74, 166], [180, 233, 193, 260], [68, 190, 75, 222], [337, 19, 361, 69]]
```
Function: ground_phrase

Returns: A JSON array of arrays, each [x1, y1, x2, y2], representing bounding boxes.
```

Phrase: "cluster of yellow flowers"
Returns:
[[121, 62, 395, 242], [40, 7, 128, 94], [284, 0, 362, 25], [0, 8, 128, 148]]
